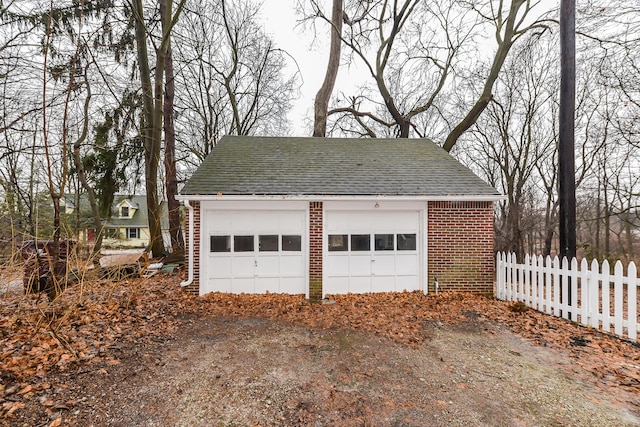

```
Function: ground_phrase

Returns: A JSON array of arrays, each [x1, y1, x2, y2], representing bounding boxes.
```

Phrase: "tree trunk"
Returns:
[[444, 95, 492, 150], [398, 119, 411, 138], [625, 216, 633, 260], [506, 201, 524, 260], [594, 186, 600, 258], [313, 0, 343, 137], [71, 80, 104, 260], [543, 193, 557, 257], [162, 0, 184, 256], [132, 0, 158, 256], [28, 139, 37, 236], [604, 204, 610, 256], [543, 228, 554, 257], [41, 3, 65, 300], [132, 0, 185, 257]]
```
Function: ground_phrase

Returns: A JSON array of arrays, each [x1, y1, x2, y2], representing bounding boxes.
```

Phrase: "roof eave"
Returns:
[[176, 194, 505, 202]]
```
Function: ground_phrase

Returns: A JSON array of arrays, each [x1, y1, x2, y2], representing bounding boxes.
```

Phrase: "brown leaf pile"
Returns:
[[0, 272, 192, 414], [199, 291, 476, 346], [1, 271, 639, 422]]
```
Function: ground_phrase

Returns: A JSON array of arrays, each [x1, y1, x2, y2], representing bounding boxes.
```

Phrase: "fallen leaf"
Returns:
[[17, 384, 33, 395], [5, 401, 25, 417]]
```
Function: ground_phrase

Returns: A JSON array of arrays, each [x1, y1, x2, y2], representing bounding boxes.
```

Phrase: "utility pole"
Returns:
[[559, 0, 576, 318]]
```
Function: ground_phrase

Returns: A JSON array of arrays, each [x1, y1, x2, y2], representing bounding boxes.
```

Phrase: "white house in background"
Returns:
[[177, 136, 503, 299], [61, 194, 171, 250]]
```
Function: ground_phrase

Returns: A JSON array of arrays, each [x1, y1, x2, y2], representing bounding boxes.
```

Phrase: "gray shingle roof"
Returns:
[[105, 196, 170, 229], [180, 136, 500, 197], [106, 195, 149, 228]]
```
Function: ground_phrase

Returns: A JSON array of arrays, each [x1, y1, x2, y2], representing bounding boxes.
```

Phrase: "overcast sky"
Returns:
[[260, 0, 362, 136]]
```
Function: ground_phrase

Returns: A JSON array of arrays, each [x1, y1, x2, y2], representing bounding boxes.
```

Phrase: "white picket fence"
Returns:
[[495, 252, 639, 342]]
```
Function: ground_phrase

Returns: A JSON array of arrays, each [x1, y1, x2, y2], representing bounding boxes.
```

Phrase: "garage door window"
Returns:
[[375, 234, 394, 251], [282, 235, 302, 251], [328, 234, 348, 251], [259, 235, 279, 251], [397, 233, 417, 250], [234, 235, 254, 252], [210, 235, 231, 252], [329, 233, 417, 252], [351, 234, 370, 251], [211, 234, 303, 253]]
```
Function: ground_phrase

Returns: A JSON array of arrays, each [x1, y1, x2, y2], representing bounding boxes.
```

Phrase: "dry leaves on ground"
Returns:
[[1, 270, 639, 422], [0, 271, 193, 419], [198, 290, 640, 395]]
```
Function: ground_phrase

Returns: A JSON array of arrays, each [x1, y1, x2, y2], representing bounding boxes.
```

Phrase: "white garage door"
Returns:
[[201, 210, 306, 295], [325, 210, 421, 294]]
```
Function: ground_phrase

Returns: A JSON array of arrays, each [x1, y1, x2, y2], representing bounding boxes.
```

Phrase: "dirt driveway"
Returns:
[[2, 276, 639, 426], [47, 314, 638, 426]]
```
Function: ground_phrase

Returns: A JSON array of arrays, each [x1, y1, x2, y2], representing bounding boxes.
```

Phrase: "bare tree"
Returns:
[[160, 0, 183, 256], [328, 0, 468, 138], [465, 35, 556, 258], [444, 0, 552, 151], [1, 0, 143, 260], [173, 6, 229, 167], [39, 0, 93, 299], [302, 0, 550, 141], [70, 66, 106, 258], [130, 0, 186, 257], [313, 0, 342, 137], [174, 0, 298, 168], [216, 0, 297, 136]]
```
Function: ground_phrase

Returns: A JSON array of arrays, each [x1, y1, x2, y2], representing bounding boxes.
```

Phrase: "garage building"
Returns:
[[177, 136, 501, 298]]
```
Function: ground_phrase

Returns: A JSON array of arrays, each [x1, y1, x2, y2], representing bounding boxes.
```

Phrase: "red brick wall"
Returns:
[[186, 200, 494, 296], [183, 201, 200, 295], [427, 201, 494, 294], [309, 201, 323, 300]]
